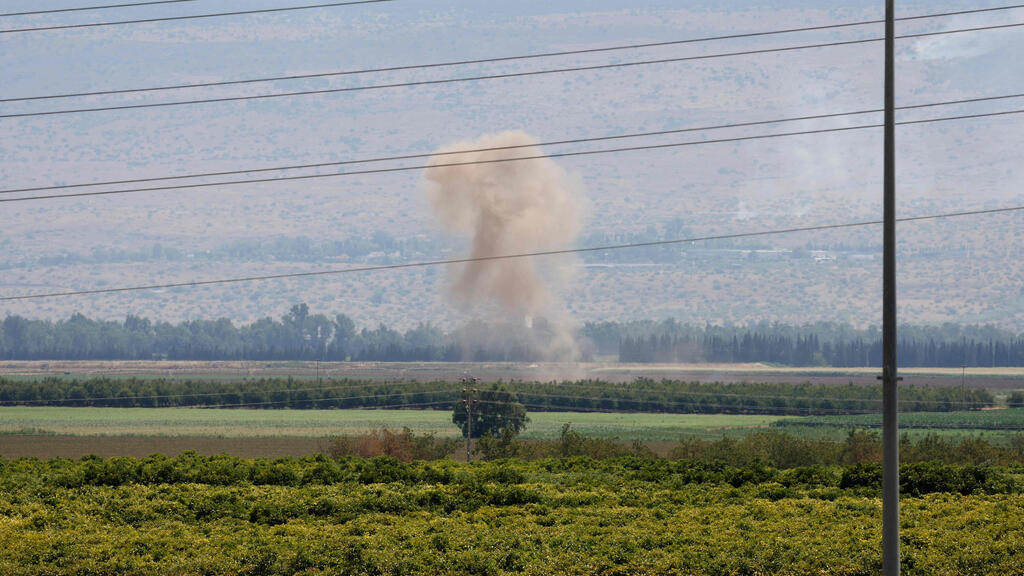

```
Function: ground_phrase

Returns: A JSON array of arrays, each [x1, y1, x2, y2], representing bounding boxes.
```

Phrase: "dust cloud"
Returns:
[[424, 131, 583, 360]]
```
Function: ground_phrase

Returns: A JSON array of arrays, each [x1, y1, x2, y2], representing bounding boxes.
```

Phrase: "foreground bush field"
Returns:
[[0, 454, 1021, 575]]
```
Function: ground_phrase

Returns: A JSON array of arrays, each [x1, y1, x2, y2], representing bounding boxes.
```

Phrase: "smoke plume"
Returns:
[[424, 131, 583, 359]]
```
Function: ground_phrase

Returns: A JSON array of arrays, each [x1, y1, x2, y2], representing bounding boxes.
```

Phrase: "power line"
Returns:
[[784, 420, 1024, 431], [479, 393, 935, 415], [520, 381, 996, 409], [4, 22, 1022, 119], [5, 92, 1021, 196], [3, 106, 1022, 204], [5, 4, 1023, 103], [3, 390, 1012, 419], [0, 386, 912, 415], [189, 388, 453, 409], [474, 398, 880, 417], [0, 1, 393, 34], [0, 379, 462, 405], [1, 205, 1020, 302], [0, 390, 453, 409], [0, 0, 197, 17]]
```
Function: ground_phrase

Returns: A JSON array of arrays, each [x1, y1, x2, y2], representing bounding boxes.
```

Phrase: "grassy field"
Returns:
[[776, 408, 1024, 429], [4, 405, 1022, 459], [772, 408, 1024, 443], [0, 407, 783, 441], [4, 405, 1021, 443]]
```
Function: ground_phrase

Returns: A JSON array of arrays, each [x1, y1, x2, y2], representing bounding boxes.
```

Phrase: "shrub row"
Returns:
[[0, 376, 992, 414], [1, 452, 1017, 497]]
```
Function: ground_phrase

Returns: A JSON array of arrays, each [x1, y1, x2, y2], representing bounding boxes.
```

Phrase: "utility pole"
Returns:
[[961, 365, 966, 410], [461, 379, 478, 462], [316, 326, 323, 384], [881, 1, 900, 575]]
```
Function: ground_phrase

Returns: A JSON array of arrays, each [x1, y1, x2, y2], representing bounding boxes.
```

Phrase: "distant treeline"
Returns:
[[601, 319, 1024, 367], [0, 377, 993, 415], [1, 307, 1022, 366], [617, 332, 1024, 367], [0, 305, 561, 362]]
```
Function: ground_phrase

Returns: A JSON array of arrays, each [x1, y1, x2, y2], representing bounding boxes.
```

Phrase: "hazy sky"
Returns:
[[0, 0, 1021, 329]]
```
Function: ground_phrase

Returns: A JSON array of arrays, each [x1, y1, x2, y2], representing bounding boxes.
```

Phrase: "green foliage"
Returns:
[[900, 461, 1013, 496], [0, 375, 993, 416], [326, 427, 459, 461], [775, 407, 1024, 432], [6, 309, 1023, 366], [0, 454, 1021, 575], [452, 386, 528, 439], [475, 424, 653, 461], [606, 318, 1024, 367], [1008, 391, 1024, 408], [839, 463, 883, 490], [474, 428, 524, 461]]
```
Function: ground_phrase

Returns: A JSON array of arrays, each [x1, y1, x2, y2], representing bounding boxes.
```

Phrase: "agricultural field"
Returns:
[[0, 455, 1021, 575], [772, 408, 1024, 442], [0, 406, 782, 441], [4, 405, 1024, 459], [5, 360, 1024, 388]]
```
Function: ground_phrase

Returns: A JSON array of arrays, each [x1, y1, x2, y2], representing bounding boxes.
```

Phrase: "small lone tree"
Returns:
[[452, 385, 529, 440]]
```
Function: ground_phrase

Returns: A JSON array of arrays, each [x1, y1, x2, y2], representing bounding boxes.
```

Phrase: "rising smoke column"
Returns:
[[424, 131, 583, 358]]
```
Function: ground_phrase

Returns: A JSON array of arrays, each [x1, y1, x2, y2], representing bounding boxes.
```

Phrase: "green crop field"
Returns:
[[776, 408, 1024, 429], [5, 406, 1023, 444], [0, 407, 784, 441], [773, 408, 1024, 442]]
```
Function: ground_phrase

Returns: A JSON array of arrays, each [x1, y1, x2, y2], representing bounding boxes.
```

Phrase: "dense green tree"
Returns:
[[452, 386, 528, 439], [1009, 392, 1024, 409]]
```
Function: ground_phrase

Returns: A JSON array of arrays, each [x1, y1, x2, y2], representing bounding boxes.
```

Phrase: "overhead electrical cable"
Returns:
[[2, 107, 1021, 204], [7, 391, 1012, 419], [495, 381, 995, 408], [0, 0, 393, 34], [202, 398, 455, 410], [0, 380, 434, 405], [5, 4, 1023, 103], [786, 420, 1024, 431], [484, 399, 1024, 426], [473, 399, 880, 417], [192, 395, 879, 414], [0, 387, 916, 415], [474, 398, 880, 416], [0, 0, 197, 17], [3, 92, 1020, 196], [3, 22, 1022, 119], [471, 392, 947, 415], [189, 388, 453, 409], [1, 205, 1020, 302]]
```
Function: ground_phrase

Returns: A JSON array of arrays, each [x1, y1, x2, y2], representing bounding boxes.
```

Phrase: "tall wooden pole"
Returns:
[[463, 387, 473, 461], [882, 1, 900, 575]]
